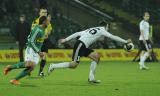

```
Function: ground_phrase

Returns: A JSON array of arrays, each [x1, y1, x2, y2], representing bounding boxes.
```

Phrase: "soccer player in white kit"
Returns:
[[48, 21, 131, 83], [138, 12, 152, 70]]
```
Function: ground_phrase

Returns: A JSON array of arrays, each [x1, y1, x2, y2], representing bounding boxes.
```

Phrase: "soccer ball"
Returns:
[[124, 43, 134, 52]]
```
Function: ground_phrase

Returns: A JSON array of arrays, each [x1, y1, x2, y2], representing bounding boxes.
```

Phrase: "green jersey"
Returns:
[[27, 25, 45, 53]]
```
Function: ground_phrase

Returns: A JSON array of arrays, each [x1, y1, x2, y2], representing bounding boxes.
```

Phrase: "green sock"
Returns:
[[10, 62, 25, 69], [15, 68, 30, 80]]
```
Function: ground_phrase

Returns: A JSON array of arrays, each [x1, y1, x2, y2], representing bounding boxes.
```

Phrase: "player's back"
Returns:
[[31, 17, 52, 37], [79, 27, 106, 47], [27, 25, 45, 51]]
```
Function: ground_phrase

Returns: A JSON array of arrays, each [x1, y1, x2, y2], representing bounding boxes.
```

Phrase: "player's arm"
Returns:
[[102, 31, 128, 43], [45, 24, 53, 39], [30, 29, 40, 53], [59, 32, 82, 43], [149, 25, 153, 43], [31, 20, 37, 30]]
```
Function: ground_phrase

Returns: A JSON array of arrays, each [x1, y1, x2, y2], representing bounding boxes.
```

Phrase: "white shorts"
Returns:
[[25, 47, 40, 65]]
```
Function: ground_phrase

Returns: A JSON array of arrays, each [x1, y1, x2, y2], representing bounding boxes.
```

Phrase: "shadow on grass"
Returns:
[[20, 83, 38, 87], [44, 81, 103, 87], [26, 76, 43, 79]]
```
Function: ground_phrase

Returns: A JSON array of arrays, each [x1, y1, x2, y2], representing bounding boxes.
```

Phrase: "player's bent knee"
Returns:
[[42, 52, 47, 60], [25, 61, 36, 70], [94, 53, 101, 63]]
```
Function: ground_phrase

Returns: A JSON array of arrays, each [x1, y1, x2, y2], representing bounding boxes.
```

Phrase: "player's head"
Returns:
[[19, 14, 26, 22], [39, 16, 48, 28], [39, 8, 47, 17], [99, 20, 109, 31], [143, 12, 150, 21]]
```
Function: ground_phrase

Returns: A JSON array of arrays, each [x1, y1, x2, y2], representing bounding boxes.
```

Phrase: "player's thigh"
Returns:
[[25, 47, 40, 65], [72, 41, 84, 63], [147, 40, 152, 50], [139, 41, 146, 51], [88, 52, 100, 62], [41, 39, 49, 52], [41, 52, 47, 59]]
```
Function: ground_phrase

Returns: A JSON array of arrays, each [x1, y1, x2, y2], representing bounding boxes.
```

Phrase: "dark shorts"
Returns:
[[72, 40, 94, 63], [139, 40, 152, 51], [41, 39, 49, 53]]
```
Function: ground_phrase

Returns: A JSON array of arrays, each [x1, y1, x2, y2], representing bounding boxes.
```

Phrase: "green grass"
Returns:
[[0, 61, 160, 96]]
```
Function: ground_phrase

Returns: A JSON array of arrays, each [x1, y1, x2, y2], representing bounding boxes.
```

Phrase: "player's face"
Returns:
[[144, 13, 150, 21], [20, 16, 25, 22], [39, 9, 47, 17]]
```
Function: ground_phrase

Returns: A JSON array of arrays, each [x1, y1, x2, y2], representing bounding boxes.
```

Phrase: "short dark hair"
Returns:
[[143, 12, 149, 16], [40, 7, 47, 10], [39, 16, 47, 25], [99, 20, 108, 26], [39, 7, 47, 14], [20, 14, 25, 17]]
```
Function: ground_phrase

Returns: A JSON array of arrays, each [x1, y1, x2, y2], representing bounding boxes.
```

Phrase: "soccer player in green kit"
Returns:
[[3, 16, 49, 85]]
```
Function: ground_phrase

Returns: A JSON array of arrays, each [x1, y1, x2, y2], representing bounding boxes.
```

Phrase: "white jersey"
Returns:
[[139, 20, 150, 40], [65, 27, 127, 48]]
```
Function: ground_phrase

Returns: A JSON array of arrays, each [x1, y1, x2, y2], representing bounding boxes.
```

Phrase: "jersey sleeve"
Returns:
[[30, 29, 40, 53], [45, 23, 53, 36], [31, 18, 39, 30], [102, 30, 127, 43], [65, 32, 82, 41]]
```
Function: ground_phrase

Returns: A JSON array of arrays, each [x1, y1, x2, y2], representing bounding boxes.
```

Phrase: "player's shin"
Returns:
[[39, 59, 46, 74], [89, 61, 97, 81], [14, 68, 31, 80], [50, 62, 70, 69], [10, 62, 25, 69]]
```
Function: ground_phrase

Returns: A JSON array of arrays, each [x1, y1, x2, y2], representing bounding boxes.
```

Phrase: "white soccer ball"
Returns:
[[124, 43, 134, 52]]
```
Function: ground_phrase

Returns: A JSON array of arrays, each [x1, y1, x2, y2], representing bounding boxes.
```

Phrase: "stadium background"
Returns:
[[0, 0, 160, 61], [0, 0, 160, 96]]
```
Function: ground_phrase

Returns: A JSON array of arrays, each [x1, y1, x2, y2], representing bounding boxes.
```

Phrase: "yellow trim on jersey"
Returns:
[[31, 17, 40, 30], [31, 17, 53, 35], [37, 38, 45, 43], [45, 23, 52, 35]]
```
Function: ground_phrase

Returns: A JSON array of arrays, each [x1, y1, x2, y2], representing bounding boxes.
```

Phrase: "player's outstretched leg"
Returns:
[[48, 61, 78, 75], [10, 68, 31, 85], [48, 62, 70, 75], [4, 62, 25, 75], [9, 62, 35, 85]]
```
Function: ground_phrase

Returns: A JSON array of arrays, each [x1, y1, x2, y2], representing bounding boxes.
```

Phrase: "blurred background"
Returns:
[[0, 0, 160, 50]]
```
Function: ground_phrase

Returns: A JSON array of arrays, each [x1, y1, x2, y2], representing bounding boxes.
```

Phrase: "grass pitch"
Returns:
[[0, 61, 160, 96]]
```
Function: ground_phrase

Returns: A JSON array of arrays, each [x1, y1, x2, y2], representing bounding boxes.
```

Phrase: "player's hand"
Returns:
[[127, 39, 132, 43], [59, 39, 66, 44], [39, 52, 45, 58]]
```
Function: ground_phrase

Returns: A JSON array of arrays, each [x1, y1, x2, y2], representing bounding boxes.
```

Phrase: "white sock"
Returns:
[[139, 52, 149, 67], [51, 62, 70, 69], [89, 61, 97, 81], [144, 52, 149, 57], [139, 55, 145, 67]]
